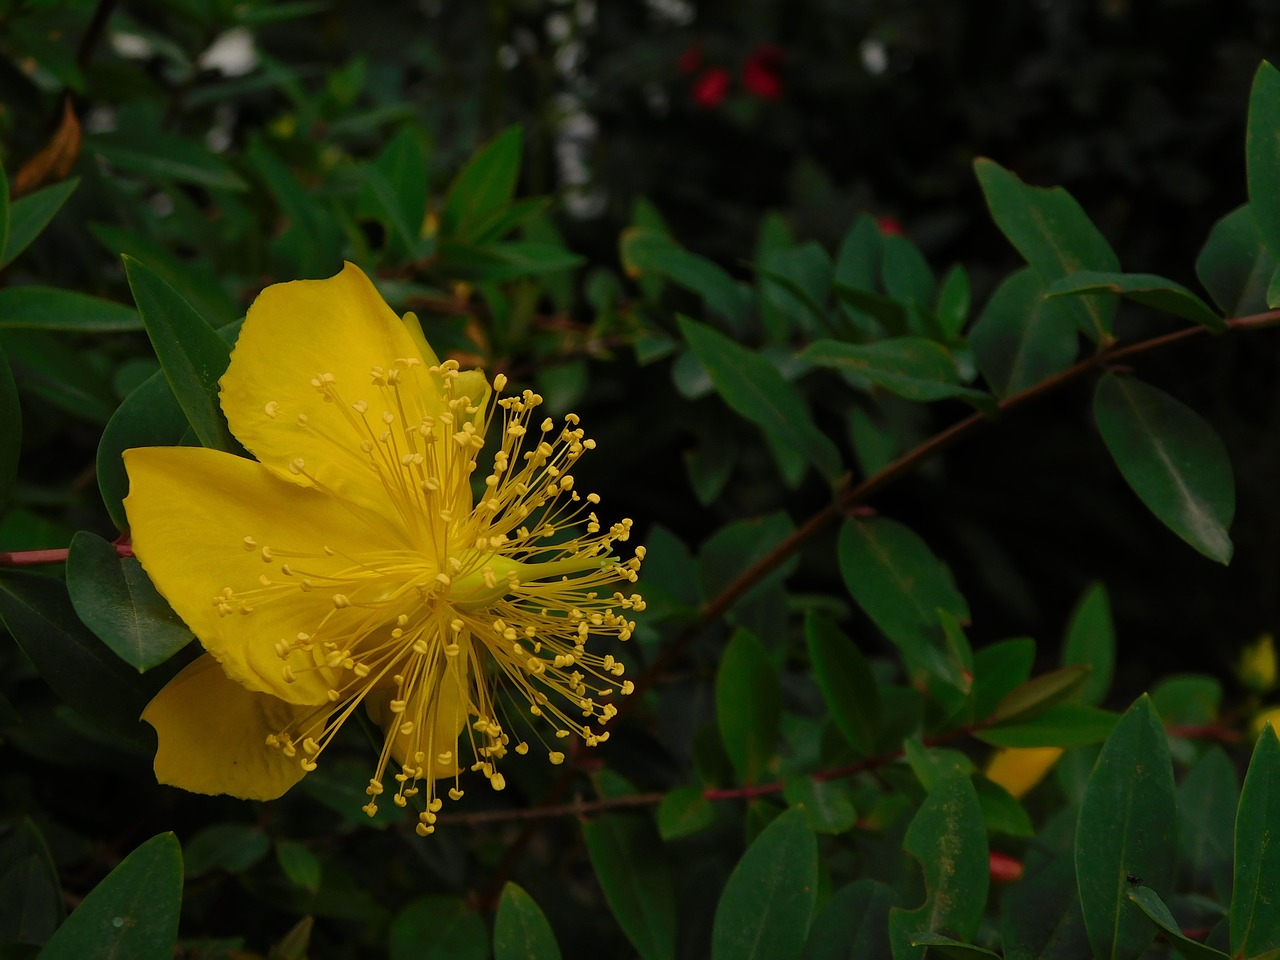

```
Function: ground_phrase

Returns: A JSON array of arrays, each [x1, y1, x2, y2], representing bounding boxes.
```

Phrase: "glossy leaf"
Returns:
[[493, 883, 562, 960], [0, 819, 63, 946], [36, 833, 182, 960], [802, 337, 988, 404], [66, 531, 192, 672], [1232, 727, 1280, 958], [1127, 885, 1228, 960], [583, 814, 676, 960], [991, 666, 1091, 724], [1247, 62, 1280, 260], [888, 777, 988, 960], [390, 896, 486, 960], [123, 256, 237, 453], [1061, 582, 1115, 706], [0, 342, 17, 511], [1196, 205, 1277, 318], [804, 612, 880, 755], [440, 126, 522, 242], [1075, 695, 1176, 960], [711, 807, 817, 960], [716, 630, 781, 784], [0, 287, 141, 333], [4, 177, 78, 268], [680, 316, 841, 481], [801, 880, 897, 960], [1047, 271, 1225, 330], [974, 157, 1120, 340], [976, 702, 1117, 748], [1094, 372, 1235, 564], [657, 786, 715, 841]]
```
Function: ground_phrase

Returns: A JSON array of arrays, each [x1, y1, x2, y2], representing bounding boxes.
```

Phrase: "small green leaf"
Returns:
[[1127, 886, 1229, 960], [183, 824, 269, 877], [973, 158, 1120, 341], [657, 786, 715, 840], [908, 935, 1001, 959], [0, 819, 64, 946], [1178, 747, 1237, 903], [583, 814, 676, 960], [991, 666, 1092, 724], [716, 630, 781, 785], [66, 531, 192, 672], [0, 288, 141, 333], [123, 256, 237, 453], [680, 316, 842, 482], [804, 612, 880, 755], [1001, 854, 1091, 960], [969, 267, 1080, 397], [1231, 727, 1280, 958], [936, 264, 971, 337], [782, 777, 858, 835], [888, 777, 988, 960], [1093, 372, 1235, 564], [275, 841, 322, 896], [1046, 271, 1225, 331], [1247, 62, 1280, 261], [976, 702, 1117, 748], [970, 637, 1035, 722], [90, 132, 248, 191], [802, 880, 897, 960], [973, 775, 1034, 838], [441, 126, 523, 243], [0, 342, 18, 511], [493, 883, 562, 960], [1061, 582, 1115, 707], [1075, 695, 1176, 960], [3, 177, 78, 268], [389, 896, 487, 960], [711, 808, 818, 960], [881, 234, 935, 308], [1151, 674, 1221, 727], [625, 228, 750, 326], [1196, 205, 1277, 318], [802, 337, 989, 404], [833, 284, 908, 332], [36, 833, 182, 960]]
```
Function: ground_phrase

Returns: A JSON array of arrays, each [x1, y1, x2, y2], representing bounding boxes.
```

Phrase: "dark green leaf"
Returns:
[[1247, 62, 1280, 261], [804, 612, 880, 756], [1195, 205, 1277, 318], [759, 242, 832, 335], [973, 775, 1034, 838], [716, 630, 781, 785], [782, 777, 858, 835], [1061, 582, 1115, 707], [0, 819, 63, 946], [1001, 855, 1091, 960], [1231, 728, 1280, 958], [4, 178, 78, 268], [1047, 271, 1225, 331], [977, 702, 1117, 748], [936, 265, 970, 337], [973, 158, 1120, 341], [1093, 372, 1235, 564], [0, 287, 141, 333], [970, 268, 1079, 397], [625, 229, 749, 327], [832, 284, 908, 332], [801, 880, 897, 960], [888, 777, 988, 960], [909, 935, 1001, 959], [390, 896, 487, 960], [1127, 886, 1229, 960], [66, 531, 192, 672], [802, 337, 989, 404], [1178, 747, 1237, 903], [90, 132, 248, 191], [183, 824, 269, 877], [123, 256, 237, 453], [881, 234, 935, 307], [680, 316, 842, 481], [711, 808, 817, 960], [1151, 674, 1221, 727], [971, 637, 1035, 722], [35, 834, 181, 960], [1075, 695, 1177, 960], [0, 329, 116, 424], [441, 126, 523, 243], [275, 841, 322, 896], [493, 883, 562, 960], [657, 786, 715, 841], [583, 815, 676, 960], [0, 343, 17, 511], [991, 666, 1092, 724]]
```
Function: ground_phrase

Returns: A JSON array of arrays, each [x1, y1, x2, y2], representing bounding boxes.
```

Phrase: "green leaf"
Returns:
[[1093, 372, 1235, 564], [973, 158, 1120, 341], [1047, 271, 1225, 331], [90, 132, 248, 191], [971, 637, 1035, 722], [833, 284, 908, 332], [802, 337, 989, 404], [36, 834, 182, 960], [123, 256, 237, 453], [0, 570, 151, 741], [991, 666, 1092, 724], [66, 531, 192, 672], [1196, 205, 1277, 318], [0, 819, 63, 946], [974, 775, 1034, 838], [759, 242, 833, 335], [837, 517, 969, 682], [1001, 854, 1091, 960], [3, 178, 78, 268], [970, 267, 1080, 397], [782, 777, 858, 835], [976, 702, 1117, 748], [0, 288, 141, 333], [0, 161, 9, 263], [888, 777, 988, 960], [97, 368, 190, 531], [881, 234, 936, 308], [275, 841, 322, 896], [1178, 747, 1237, 903], [716, 630, 781, 785], [680, 316, 842, 482], [1151, 674, 1221, 727], [1127, 886, 1229, 960], [711, 807, 818, 960], [908, 935, 1001, 959], [657, 786, 715, 841], [802, 880, 897, 960], [183, 824, 269, 877], [493, 883, 562, 960], [1074, 695, 1177, 960], [625, 229, 750, 327], [1231, 728, 1280, 958], [1061, 582, 1115, 707], [390, 896, 487, 960], [1247, 62, 1280, 261], [441, 126, 523, 243], [0, 343, 17, 512], [583, 814, 676, 960], [804, 612, 880, 756], [936, 264, 971, 337]]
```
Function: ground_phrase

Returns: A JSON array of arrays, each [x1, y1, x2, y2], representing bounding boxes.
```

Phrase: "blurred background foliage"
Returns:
[[4, 0, 1280, 957]]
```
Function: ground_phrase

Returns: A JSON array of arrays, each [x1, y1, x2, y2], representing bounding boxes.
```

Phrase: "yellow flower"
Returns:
[[124, 263, 645, 835], [984, 746, 1063, 799], [1240, 633, 1277, 693]]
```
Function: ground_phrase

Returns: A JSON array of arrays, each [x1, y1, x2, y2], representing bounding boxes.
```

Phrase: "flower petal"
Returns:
[[143, 654, 319, 800], [365, 654, 470, 780], [124, 445, 407, 704], [219, 262, 450, 520]]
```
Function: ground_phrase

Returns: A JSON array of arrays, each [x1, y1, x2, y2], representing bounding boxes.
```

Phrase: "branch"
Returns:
[[0, 540, 132, 566]]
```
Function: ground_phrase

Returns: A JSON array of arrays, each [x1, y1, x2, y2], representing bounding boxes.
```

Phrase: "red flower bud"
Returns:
[[989, 851, 1025, 884], [876, 215, 906, 236], [743, 44, 785, 100], [692, 67, 731, 108]]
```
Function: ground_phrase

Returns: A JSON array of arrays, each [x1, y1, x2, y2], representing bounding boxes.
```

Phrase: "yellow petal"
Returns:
[[143, 654, 319, 800], [985, 746, 1063, 799], [124, 445, 407, 704], [365, 655, 470, 780], [219, 262, 449, 521]]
